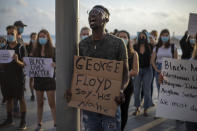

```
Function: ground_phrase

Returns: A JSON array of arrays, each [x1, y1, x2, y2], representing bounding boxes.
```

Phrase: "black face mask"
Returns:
[[139, 38, 147, 44]]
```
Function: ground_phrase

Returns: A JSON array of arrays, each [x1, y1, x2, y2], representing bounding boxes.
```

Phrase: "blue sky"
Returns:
[[0, 0, 197, 36]]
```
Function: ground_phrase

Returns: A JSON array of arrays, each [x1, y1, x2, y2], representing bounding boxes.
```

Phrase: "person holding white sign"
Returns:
[[158, 33, 197, 131], [0, 25, 27, 130], [0, 36, 7, 104], [32, 29, 56, 131], [151, 29, 178, 95]]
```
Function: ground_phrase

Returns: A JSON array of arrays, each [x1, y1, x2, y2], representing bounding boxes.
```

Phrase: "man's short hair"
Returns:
[[80, 27, 90, 34], [6, 25, 17, 31]]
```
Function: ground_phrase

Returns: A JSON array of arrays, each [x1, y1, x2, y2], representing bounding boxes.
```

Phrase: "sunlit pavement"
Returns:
[[0, 78, 186, 131]]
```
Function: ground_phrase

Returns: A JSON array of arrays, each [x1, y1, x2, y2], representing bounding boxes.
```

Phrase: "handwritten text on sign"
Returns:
[[68, 56, 123, 117], [156, 58, 197, 122], [0, 50, 14, 63], [23, 57, 54, 78]]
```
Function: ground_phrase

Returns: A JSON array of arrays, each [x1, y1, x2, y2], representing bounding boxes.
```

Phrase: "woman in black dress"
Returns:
[[33, 29, 56, 131]]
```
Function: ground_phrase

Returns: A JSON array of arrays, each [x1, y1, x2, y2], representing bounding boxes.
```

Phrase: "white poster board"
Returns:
[[23, 57, 54, 78], [0, 50, 15, 63], [188, 13, 197, 36], [156, 58, 197, 122]]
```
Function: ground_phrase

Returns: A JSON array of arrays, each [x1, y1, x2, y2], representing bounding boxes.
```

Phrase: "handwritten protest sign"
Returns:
[[68, 56, 123, 117], [156, 58, 197, 122], [0, 50, 14, 63], [23, 57, 54, 78], [188, 13, 197, 36]]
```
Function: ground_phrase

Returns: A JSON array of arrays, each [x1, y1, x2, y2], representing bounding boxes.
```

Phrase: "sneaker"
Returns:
[[35, 124, 43, 131], [31, 95, 35, 101], [0, 119, 14, 127], [18, 122, 27, 130], [132, 110, 140, 116]]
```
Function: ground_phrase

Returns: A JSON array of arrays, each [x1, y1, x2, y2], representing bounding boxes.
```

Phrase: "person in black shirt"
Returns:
[[0, 36, 7, 104], [0, 25, 27, 130], [66, 5, 129, 131], [26, 32, 38, 101], [133, 31, 153, 116], [180, 31, 195, 59], [117, 30, 139, 131]]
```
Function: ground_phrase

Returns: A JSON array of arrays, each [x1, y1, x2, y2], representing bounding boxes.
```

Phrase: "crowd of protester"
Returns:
[[0, 4, 196, 131]]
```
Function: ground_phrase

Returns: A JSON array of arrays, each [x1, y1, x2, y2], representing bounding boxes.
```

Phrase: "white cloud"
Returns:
[[16, 0, 28, 7]]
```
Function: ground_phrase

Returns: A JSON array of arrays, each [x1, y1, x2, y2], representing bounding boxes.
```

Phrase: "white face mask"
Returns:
[[81, 35, 88, 40], [121, 38, 128, 46]]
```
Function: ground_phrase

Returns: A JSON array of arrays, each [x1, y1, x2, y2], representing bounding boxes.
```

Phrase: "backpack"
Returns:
[[156, 44, 175, 58], [5, 44, 24, 59]]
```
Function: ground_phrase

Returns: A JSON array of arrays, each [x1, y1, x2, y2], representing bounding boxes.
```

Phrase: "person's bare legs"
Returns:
[[36, 91, 44, 125], [46, 90, 56, 126]]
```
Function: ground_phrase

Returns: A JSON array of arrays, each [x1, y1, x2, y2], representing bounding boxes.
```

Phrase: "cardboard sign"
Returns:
[[0, 50, 14, 63], [188, 13, 197, 36], [23, 57, 54, 78], [68, 56, 123, 117], [156, 58, 197, 122]]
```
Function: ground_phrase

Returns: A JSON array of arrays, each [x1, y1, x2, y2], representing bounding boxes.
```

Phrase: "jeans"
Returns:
[[155, 63, 162, 95], [133, 66, 153, 109], [83, 107, 121, 131]]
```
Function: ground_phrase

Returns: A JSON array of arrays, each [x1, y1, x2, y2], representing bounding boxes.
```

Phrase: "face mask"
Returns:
[[39, 38, 47, 45], [81, 35, 88, 40], [190, 39, 196, 45], [7, 35, 15, 43], [122, 38, 128, 46], [139, 38, 146, 44], [18, 27, 24, 34], [31, 40, 36, 43], [0, 43, 5, 48], [161, 36, 169, 43]]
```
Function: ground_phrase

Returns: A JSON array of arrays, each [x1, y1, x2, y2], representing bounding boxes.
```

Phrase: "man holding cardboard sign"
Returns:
[[66, 5, 129, 131]]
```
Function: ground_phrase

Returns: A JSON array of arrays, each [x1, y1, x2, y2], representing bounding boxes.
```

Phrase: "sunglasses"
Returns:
[[88, 7, 108, 18]]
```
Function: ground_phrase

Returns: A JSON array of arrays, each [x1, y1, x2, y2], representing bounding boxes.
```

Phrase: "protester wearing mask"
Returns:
[[66, 5, 129, 131], [180, 31, 195, 59], [0, 25, 27, 130], [0, 36, 7, 104], [133, 31, 153, 116], [159, 33, 197, 131], [117, 30, 139, 131], [13, 20, 28, 118], [185, 33, 197, 131], [151, 29, 178, 96], [149, 30, 158, 106], [26, 32, 38, 101], [32, 29, 56, 131], [80, 27, 91, 41]]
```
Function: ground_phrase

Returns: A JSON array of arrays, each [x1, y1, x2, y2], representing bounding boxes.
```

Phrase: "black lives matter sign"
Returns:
[[23, 57, 54, 78], [68, 56, 123, 117], [156, 58, 197, 122]]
